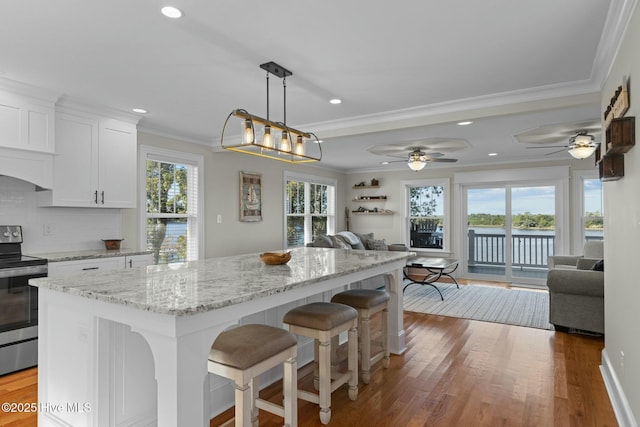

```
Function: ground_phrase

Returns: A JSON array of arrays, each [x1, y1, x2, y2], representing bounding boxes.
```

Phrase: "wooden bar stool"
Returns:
[[331, 289, 390, 384], [283, 302, 358, 425], [208, 324, 298, 427]]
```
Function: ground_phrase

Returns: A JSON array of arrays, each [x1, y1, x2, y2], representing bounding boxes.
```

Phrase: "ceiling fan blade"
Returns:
[[544, 148, 568, 156], [429, 158, 458, 162], [526, 145, 569, 149]]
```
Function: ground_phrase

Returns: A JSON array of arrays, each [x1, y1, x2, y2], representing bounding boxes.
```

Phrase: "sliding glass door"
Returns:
[[465, 184, 558, 286]]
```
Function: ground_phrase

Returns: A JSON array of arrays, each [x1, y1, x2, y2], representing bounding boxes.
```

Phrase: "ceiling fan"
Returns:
[[384, 149, 458, 171], [526, 131, 600, 159], [367, 138, 466, 171]]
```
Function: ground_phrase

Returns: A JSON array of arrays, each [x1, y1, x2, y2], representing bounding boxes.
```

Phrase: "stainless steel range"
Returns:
[[0, 225, 47, 375]]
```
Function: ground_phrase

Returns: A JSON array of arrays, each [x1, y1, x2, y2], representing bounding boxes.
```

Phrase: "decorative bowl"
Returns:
[[260, 251, 292, 265], [102, 239, 124, 250]]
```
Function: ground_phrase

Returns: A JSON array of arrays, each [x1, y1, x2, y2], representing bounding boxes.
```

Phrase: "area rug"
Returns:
[[403, 282, 554, 330]]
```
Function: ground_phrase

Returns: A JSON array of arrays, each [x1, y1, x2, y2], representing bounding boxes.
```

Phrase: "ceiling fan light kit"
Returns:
[[220, 62, 322, 164], [408, 150, 428, 171], [567, 133, 598, 159]]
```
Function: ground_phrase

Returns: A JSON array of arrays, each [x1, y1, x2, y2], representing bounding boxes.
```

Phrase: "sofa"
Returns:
[[548, 240, 603, 269], [306, 231, 408, 289], [546, 242, 604, 334]]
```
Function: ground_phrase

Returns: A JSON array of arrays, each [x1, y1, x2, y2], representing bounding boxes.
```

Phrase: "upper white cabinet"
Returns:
[[0, 89, 56, 153], [38, 111, 138, 208]]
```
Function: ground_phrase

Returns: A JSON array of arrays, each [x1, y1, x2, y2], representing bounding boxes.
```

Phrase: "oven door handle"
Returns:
[[0, 265, 48, 279]]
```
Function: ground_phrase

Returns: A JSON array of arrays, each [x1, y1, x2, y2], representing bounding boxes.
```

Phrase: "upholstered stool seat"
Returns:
[[283, 302, 358, 425], [331, 289, 390, 384], [208, 324, 298, 427]]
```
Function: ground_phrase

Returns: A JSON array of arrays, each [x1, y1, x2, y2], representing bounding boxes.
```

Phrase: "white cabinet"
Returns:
[[123, 254, 153, 269], [0, 89, 55, 153], [47, 257, 122, 277], [47, 254, 156, 426], [37, 111, 137, 208]]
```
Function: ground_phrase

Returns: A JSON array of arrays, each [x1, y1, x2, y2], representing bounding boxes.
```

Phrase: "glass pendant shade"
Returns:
[[280, 130, 291, 152], [242, 119, 254, 144], [294, 135, 305, 155], [262, 125, 273, 149]]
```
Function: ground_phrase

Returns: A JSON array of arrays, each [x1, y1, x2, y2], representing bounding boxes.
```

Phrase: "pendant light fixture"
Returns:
[[221, 62, 322, 163]]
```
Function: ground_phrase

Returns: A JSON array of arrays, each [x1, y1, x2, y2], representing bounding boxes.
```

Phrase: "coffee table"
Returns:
[[403, 257, 460, 300]]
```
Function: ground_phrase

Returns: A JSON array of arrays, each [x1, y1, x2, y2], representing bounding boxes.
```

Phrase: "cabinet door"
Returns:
[[98, 119, 137, 208], [48, 113, 98, 207], [48, 257, 122, 277], [0, 90, 55, 153], [123, 254, 153, 269]]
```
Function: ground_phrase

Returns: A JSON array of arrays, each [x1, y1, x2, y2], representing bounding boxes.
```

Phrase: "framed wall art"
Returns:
[[240, 171, 262, 221]]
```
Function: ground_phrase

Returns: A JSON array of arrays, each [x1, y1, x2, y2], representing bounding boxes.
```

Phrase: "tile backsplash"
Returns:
[[0, 176, 122, 254]]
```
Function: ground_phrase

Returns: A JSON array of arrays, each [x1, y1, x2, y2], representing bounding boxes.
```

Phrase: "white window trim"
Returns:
[[572, 169, 601, 253], [283, 171, 337, 248], [138, 145, 205, 260], [401, 177, 451, 255]]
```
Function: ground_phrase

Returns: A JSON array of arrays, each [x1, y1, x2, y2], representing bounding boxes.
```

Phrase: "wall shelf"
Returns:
[[351, 211, 394, 215], [352, 197, 387, 202], [597, 116, 635, 181], [352, 185, 379, 189]]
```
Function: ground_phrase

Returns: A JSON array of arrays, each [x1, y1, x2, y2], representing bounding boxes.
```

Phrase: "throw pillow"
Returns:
[[592, 259, 604, 271], [310, 234, 333, 248], [336, 231, 366, 249], [366, 238, 388, 251], [330, 235, 352, 249], [354, 232, 375, 249]]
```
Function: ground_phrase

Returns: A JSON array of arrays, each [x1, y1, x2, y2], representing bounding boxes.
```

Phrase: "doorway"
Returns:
[[464, 184, 559, 287]]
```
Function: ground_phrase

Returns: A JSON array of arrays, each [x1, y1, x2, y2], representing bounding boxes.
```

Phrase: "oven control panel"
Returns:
[[0, 225, 23, 243]]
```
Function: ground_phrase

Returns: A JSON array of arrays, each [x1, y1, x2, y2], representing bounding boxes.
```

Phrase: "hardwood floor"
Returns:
[[0, 312, 617, 427], [211, 311, 617, 427]]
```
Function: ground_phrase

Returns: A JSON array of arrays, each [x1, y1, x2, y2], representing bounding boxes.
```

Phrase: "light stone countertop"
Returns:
[[29, 247, 414, 316], [29, 248, 152, 262]]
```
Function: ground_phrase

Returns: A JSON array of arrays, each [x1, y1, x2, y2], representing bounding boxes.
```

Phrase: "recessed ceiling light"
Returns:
[[381, 161, 390, 165], [457, 121, 473, 126], [161, 6, 183, 18], [329, 98, 342, 105], [132, 108, 148, 114], [488, 152, 498, 156]]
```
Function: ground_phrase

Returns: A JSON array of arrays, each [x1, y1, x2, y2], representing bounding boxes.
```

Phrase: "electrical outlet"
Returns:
[[217, 214, 222, 224], [43, 223, 53, 236]]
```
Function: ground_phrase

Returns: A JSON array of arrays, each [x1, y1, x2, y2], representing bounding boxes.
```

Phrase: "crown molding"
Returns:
[[299, 81, 601, 140], [0, 77, 60, 103], [591, 0, 638, 88]]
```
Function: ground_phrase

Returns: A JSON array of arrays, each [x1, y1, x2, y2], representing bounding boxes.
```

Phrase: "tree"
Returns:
[[410, 186, 443, 216], [146, 161, 188, 263]]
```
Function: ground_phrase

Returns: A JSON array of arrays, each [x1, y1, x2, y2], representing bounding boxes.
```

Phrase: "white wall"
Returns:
[[346, 160, 594, 259], [122, 132, 347, 257], [600, 3, 640, 425], [0, 176, 122, 254]]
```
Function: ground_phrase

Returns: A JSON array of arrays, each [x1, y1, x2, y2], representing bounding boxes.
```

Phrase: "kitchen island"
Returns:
[[29, 247, 413, 427]]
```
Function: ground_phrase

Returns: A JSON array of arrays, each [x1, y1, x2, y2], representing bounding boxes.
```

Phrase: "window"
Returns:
[[284, 172, 336, 247], [582, 176, 604, 241], [403, 179, 449, 251], [139, 146, 204, 264]]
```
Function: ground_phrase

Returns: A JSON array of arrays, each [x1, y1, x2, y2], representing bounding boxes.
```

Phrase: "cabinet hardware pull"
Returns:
[[82, 267, 99, 271], [94, 191, 98, 204], [101, 191, 105, 204], [129, 259, 132, 268]]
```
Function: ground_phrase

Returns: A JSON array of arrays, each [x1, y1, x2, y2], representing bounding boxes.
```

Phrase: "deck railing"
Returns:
[[467, 230, 556, 268]]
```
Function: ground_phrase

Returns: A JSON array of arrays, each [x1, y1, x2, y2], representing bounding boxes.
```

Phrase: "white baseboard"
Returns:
[[601, 348, 638, 427]]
